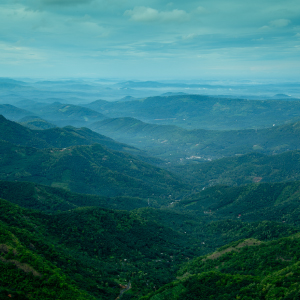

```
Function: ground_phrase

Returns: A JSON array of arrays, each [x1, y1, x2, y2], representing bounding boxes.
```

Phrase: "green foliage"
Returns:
[[0, 140, 189, 202], [0, 198, 201, 299], [0, 180, 148, 212], [176, 181, 300, 226], [171, 150, 300, 187], [0, 222, 94, 300], [0, 114, 144, 156], [144, 234, 300, 299]]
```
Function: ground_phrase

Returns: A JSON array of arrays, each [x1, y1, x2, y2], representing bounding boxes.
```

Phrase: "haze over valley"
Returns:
[[1, 0, 300, 298]]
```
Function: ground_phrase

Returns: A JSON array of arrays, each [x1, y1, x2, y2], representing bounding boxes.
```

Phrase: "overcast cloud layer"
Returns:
[[1, 0, 300, 80]]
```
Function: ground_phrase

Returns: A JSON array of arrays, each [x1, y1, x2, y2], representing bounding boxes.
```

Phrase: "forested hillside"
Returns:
[[0, 180, 148, 212], [176, 181, 300, 226], [142, 235, 300, 299], [0, 140, 188, 202], [170, 150, 300, 187], [0, 198, 201, 299], [0, 115, 143, 156]]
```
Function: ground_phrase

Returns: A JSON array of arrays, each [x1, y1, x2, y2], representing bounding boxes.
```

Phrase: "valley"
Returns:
[[1, 78, 300, 299]]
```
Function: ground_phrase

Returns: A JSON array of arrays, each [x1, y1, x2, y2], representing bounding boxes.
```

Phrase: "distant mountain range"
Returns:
[[2, 81, 300, 299], [89, 116, 300, 163], [84, 94, 300, 130]]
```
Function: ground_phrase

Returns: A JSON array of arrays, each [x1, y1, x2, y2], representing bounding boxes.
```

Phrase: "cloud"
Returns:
[[195, 6, 207, 14], [252, 37, 264, 41], [41, 0, 93, 6], [124, 6, 189, 23], [269, 19, 291, 28]]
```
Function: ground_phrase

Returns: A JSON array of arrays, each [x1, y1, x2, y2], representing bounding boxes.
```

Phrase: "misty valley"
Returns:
[[1, 78, 300, 299]]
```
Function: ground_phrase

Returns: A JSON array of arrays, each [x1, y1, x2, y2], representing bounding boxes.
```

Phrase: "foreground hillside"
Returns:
[[0, 198, 200, 299], [142, 235, 300, 299]]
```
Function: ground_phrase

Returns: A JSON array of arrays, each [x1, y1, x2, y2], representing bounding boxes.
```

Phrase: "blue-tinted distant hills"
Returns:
[[27, 102, 108, 127], [89, 116, 300, 162], [84, 94, 300, 130], [0, 104, 34, 121]]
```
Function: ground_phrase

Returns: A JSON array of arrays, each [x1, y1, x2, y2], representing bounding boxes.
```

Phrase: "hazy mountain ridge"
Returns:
[[0, 115, 146, 157], [18, 116, 57, 130], [89, 117, 300, 162], [84, 94, 300, 130]]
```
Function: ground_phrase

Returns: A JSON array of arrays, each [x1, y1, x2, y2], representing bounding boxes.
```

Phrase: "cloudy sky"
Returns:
[[1, 0, 300, 80]]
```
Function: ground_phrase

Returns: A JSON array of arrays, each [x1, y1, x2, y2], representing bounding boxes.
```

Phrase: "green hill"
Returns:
[[0, 198, 199, 299], [170, 150, 300, 187], [0, 140, 189, 202], [0, 115, 51, 148], [176, 180, 300, 226], [142, 234, 300, 300], [18, 115, 56, 130], [0, 180, 148, 213], [0, 115, 146, 157], [29, 102, 107, 127]]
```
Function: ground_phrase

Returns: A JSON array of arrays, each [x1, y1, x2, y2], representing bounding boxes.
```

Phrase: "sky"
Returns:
[[1, 0, 300, 80]]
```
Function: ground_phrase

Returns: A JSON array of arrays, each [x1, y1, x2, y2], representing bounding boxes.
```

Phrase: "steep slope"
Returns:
[[0, 115, 51, 148], [0, 115, 145, 157], [142, 234, 300, 299], [0, 140, 189, 202], [0, 198, 199, 299], [0, 104, 33, 121]]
